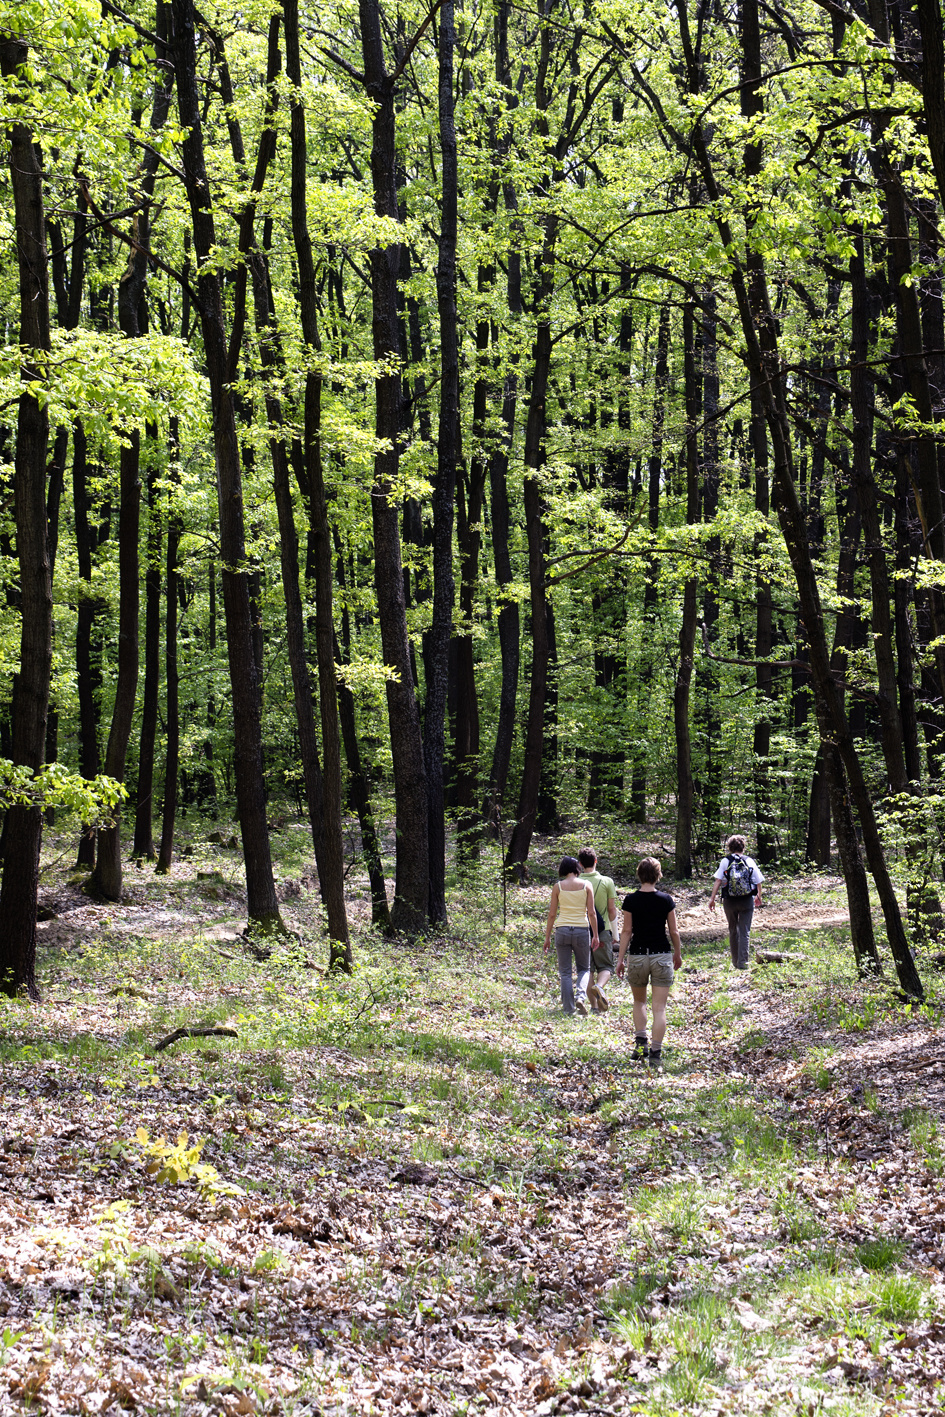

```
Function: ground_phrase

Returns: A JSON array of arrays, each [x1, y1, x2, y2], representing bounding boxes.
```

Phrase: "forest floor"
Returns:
[[2, 826, 945, 1417]]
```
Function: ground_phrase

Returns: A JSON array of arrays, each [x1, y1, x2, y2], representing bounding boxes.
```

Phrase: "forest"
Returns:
[[2, 0, 945, 1001], [4, 3, 945, 1412]]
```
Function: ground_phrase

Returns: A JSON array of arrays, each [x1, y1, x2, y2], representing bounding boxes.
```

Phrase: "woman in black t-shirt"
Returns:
[[616, 857, 682, 1070]]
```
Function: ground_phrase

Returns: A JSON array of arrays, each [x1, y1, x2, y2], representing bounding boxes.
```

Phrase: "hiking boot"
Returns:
[[595, 988, 610, 1012], [631, 1039, 648, 1062], [647, 1050, 663, 1072], [587, 982, 602, 1011], [575, 998, 588, 1017]]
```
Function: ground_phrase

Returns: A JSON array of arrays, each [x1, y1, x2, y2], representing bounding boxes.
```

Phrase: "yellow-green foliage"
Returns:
[[110, 1128, 243, 1201]]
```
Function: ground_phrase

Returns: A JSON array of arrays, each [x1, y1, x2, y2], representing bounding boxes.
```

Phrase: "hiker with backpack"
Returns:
[[708, 834, 765, 970], [578, 846, 617, 1012]]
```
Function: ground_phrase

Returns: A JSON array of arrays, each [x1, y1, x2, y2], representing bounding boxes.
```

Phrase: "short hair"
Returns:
[[558, 856, 581, 878], [637, 857, 662, 884], [726, 835, 747, 854], [578, 847, 597, 868]]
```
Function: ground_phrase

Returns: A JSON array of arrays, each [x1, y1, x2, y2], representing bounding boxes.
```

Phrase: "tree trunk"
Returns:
[[88, 428, 140, 900], [424, 0, 459, 923], [358, 0, 429, 932], [171, 0, 282, 930], [156, 431, 180, 876], [275, 5, 347, 961], [674, 296, 700, 879], [482, 8, 521, 836], [631, 302, 669, 823], [334, 532, 390, 929], [454, 460, 483, 860], [42, 425, 67, 808], [90, 6, 173, 897], [850, 232, 908, 794], [893, 447, 923, 783], [505, 268, 555, 877], [537, 601, 559, 833], [750, 391, 777, 863], [73, 422, 101, 869], [0, 34, 52, 1000], [698, 289, 722, 847], [483, 372, 520, 834], [133, 441, 161, 860]]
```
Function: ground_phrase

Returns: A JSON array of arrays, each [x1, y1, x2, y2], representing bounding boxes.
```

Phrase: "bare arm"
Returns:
[[667, 909, 682, 969], [616, 911, 632, 976], [709, 879, 720, 911], [543, 885, 559, 952], [586, 883, 599, 947]]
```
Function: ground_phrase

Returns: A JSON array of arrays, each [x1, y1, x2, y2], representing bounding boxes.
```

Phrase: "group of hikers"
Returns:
[[543, 839, 765, 1069]]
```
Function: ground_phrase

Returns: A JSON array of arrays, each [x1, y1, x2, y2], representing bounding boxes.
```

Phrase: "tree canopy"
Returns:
[[0, 0, 943, 997]]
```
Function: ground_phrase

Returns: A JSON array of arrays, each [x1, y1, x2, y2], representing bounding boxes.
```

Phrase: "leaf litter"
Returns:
[[0, 857, 943, 1415]]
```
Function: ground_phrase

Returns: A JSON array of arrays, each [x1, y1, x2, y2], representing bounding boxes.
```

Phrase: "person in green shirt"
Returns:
[[578, 846, 617, 1011]]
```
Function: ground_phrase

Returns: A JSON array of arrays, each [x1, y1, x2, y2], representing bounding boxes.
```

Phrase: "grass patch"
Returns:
[[394, 1031, 505, 1074], [855, 1236, 905, 1271], [773, 1190, 823, 1242], [869, 1273, 925, 1322]]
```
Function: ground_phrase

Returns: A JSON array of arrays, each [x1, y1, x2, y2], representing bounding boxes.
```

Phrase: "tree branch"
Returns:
[[154, 1026, 238, 1051], [79, 181, 203, 313]]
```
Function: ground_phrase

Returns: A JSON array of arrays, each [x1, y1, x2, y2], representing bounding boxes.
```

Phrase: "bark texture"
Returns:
[[0, 35, 53, 999]]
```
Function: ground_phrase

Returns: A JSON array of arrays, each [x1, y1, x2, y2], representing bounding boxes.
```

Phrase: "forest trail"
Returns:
[[2, 864, 944, 1415]]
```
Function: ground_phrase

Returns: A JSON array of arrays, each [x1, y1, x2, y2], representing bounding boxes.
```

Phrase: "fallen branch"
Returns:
[[154, 1026, 238, 1052], [899, 1054, 945, 1071], [754, 949, 807, 964]]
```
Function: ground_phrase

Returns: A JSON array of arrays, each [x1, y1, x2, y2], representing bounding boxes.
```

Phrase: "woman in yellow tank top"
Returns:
[[543, 856, 599, 1015]]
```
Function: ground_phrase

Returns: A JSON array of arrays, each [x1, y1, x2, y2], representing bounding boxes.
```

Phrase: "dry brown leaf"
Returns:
[[101, 1378, 137, 1411]]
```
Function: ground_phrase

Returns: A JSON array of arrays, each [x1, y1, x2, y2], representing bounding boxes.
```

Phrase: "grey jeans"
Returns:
[[555, 927, 591, 1014], [723, 895, 755, 967]]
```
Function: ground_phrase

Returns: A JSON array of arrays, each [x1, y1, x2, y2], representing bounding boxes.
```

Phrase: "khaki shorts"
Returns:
[[592, 932, 615, 972], [622, 953, 674, 988]]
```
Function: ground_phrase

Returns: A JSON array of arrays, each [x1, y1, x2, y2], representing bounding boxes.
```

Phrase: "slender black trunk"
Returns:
[[675, 297, 700, 878], [279, 0, 349, 960], [751, 392, 777, 863], [156, 429, 180, 876], [358, 0, 429, 931], [0, 34, 52, 999], [505, 280, 555, 876], [334, 531, 390, 927], [171, 0, 282, 929], [133, 440, 161, 859], [90, 5, 173, 898], [631, 302, 668, 823], [73, 422, 100, 869], [850, 232, 908, 793], [424, 0, 459, 922], [698, 290, 721, 847]]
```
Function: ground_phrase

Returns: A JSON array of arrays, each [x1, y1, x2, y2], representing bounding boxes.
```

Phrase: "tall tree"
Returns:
[[90, 2, 174, 897], [282, 0, 350, 963], [357, 0, 430, 932], [424, 0, 460, 922], [171, 0, 283, 931], [0, 32, 54, 999]]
